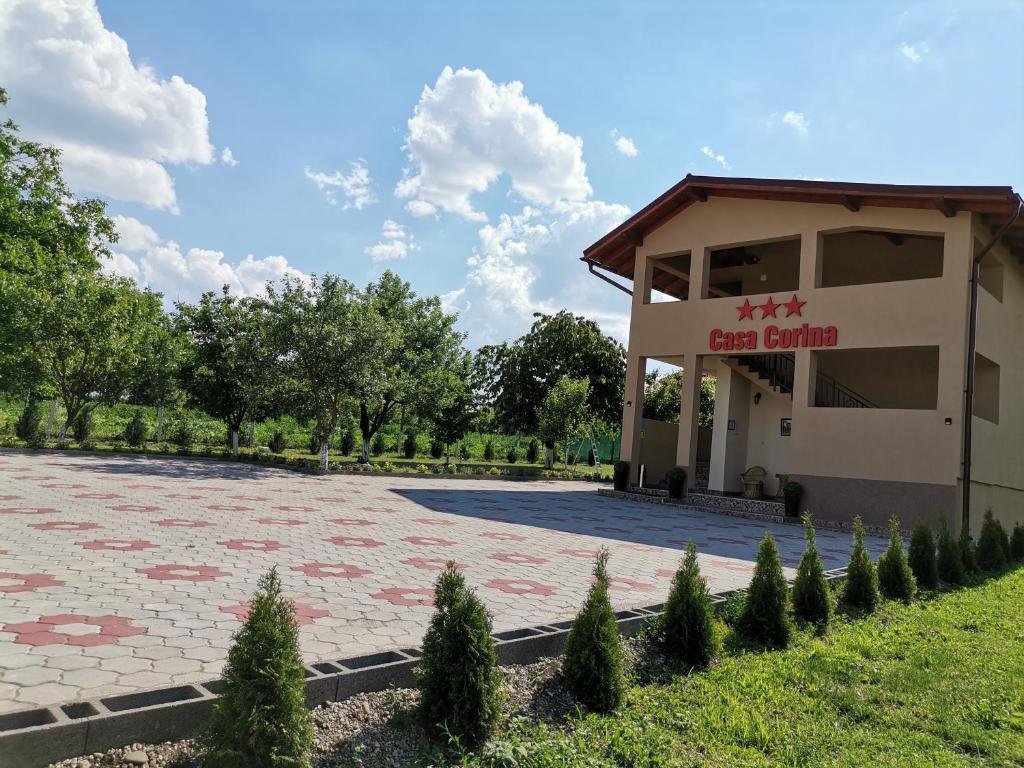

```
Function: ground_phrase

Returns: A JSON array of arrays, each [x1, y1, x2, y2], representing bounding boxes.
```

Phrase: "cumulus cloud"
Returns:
[[364, 219, 419, 262], [305, 161, 377, 210], [610, 129, 638, 158], [899, 42, 929, 63], [395, 66, 592, 221], [219, 147, 239, 167], [781, 111, 810, 134], [699, 145, 730, 168], [0, 0, 216, 212], [102, 216, 306, 304]]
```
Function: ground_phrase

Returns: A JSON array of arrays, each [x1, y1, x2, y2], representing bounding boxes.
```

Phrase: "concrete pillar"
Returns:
[[792, 348, 816, 408], [675, 353, 704, 489], [689, 246, 710, 301], [620, 353, 647, 484], [709, 361, 750, 493], [798, 231, 822, 290]]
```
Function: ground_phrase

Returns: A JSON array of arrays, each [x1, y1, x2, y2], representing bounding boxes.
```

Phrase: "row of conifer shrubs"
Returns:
[[198, 510, 1024, 766]]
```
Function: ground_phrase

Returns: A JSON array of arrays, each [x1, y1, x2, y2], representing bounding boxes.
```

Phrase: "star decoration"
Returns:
[[760, 297, 780, 319], [783, 293, 806, 317], [737, 298, 756, 320]]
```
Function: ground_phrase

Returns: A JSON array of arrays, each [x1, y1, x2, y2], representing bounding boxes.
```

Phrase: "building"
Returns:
[[583, 176, 1023, 534]]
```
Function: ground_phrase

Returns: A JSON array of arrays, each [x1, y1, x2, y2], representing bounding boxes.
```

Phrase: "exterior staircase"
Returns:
[[727, 353, 876, 408]]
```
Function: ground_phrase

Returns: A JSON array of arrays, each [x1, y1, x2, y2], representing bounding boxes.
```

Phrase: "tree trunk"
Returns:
[[319, 439, 329, 470], [157, 404, 164, 443], [231, 430, 239, 457], [445, 444, 450, 466], [56, 421, 68, 444], [46, 399, 57, 441], [361, 438, 371, 464], [544, 446, 554, 469]]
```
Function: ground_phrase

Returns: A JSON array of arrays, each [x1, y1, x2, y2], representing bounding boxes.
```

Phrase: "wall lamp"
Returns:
[[753, 392, 762, 405]]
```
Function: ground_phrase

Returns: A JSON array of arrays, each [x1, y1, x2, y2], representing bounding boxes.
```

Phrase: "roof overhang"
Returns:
[[582, 175, 1024, 289]]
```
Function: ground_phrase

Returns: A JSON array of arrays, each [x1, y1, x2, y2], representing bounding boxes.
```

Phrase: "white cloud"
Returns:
[[395, 66, 592, 222], [899, 42, 929, 63], [610, 129, 638, 158], [0, 0, 215, 212], [219, 147, 239, 167], [405, 199, 438, 218], [699, 145, 730, 169], [781, 111, 810, 134], [102, 216, 306, 303], [305, 161, 377, 210], [364, 219, 418, 262]]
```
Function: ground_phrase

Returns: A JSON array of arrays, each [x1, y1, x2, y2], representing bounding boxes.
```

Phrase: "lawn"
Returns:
[[453, 568, 1024, 767]]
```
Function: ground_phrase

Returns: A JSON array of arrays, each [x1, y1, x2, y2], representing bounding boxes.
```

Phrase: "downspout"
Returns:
[[961, 195, 1022, 533], [584, 258, 633, 296]]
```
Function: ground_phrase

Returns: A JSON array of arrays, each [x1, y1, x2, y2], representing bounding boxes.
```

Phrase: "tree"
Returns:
[[537, 377, 591, 469], [643, 370, 716, 426], [791, 512, 832, 629], [877, 518, 915, 603], [428, 359, 477, 466], [202, 569, 312, 768], [843, 517, 879, 612], [736, 533, 791, 648], [936, 518, 963, 584], [480, 311, 625, 435], [126, 312, 187, 442], [976, 510, 1007, 572], [352, 272, 465, 464], [177, 289, 281, 457], [907, 523, 939, 589], [266, 275, 381, 469], [660, 542, 718, 666]]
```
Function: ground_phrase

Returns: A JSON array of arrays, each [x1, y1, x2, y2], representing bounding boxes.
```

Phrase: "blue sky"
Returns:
[[2, 0, 1021, 347]]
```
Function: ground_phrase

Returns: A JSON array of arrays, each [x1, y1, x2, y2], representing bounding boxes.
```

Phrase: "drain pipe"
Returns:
[[584, 258, 633, 296], [961, 196, 1022, 533]]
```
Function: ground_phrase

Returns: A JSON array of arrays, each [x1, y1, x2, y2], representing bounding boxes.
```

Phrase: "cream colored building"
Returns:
[[583, 176, 1024, 534]]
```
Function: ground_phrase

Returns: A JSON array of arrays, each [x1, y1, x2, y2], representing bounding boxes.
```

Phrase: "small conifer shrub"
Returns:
[[267, 430, 286, 454], [124, 410, 148, 448], [340, 429, 355, 456], [1011, 522, 1024, 562], [877, 518, 915, 603], [417, 563, 503, 746], [907, 522, 938, 589], [371, 431, 385, 456], [458, 442, 470, 461], [843, 516, 879, 612], [660, 542, 718, 667], [403, 431, 416, 459], [736, 533, 791, 648], [506, 445, 519, 464], [202, 568, 312, 768], [562, 549, 626, 711], [936, 518, 963, 584], [71, 407, 94, 443], [483, 440, 495, 462], [791, 512, 832, 629], [959, 525, 978, 574], [15, 398, 42, 444], [976, 509, 1007, 572], [526, 439, 539, 464], [429, 439, 443, 459]]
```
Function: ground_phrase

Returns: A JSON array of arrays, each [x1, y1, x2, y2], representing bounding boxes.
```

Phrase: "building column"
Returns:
[[798, 231, 822, 290], [620, 353, 647, 485], [675, 353, 704, 490], [792, 348, 816, 408]]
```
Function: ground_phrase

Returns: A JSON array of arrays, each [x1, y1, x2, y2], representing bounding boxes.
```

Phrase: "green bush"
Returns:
[[562, 549, 626, 711], [877, 518, 915, 603], [202, 568, 312, 768], [171, 416, 195, 449], [959, 525, 978, 574], [340, 429, 355, 456], [791, 512, 832, 629], [307, 431, 320, 456], [976, 510, 1007, 572], [1011, 523, 1024, 562], [14, 398, 42, 444], [660, 542, 718, 667], [267, 430, 286, 454], [908, 523, 938, 589], [936, 518, 963, 584], [417, 562, 503, 746], [843, 516, 879, 612], [506, 445, 519, 464], [403, 431, 416, 459], [458, 442, 470, 461], [71, 407, 94, 443], [483, 440, 495, 462], [371, 431, 385, 456], [429, 439, 443, 459], [124, 409, 148, 448], [736, 533, 791, 648], [526, 439, 539, 464]]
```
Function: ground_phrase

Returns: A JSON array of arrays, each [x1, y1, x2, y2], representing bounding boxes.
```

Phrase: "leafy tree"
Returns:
[[537, 377, 591, 469], [736, 533, 791, 648], [936, 518, 963, 584], [526, 438, 539, 464], [908, 523, 938, 589], [403, 431, 417, 459], [202, 569, 312, 768], [478, 311, 625, 434], [843, 517, 879, 612], [976, 510, 1007, 572], [643, 370, 716, 426], [877, 518, 915, 603], [562, 549, 626, 711], [126, 313, 187, 442], [428, 360, 477, 465], [660, 542, 718, 666], [353, 272, 464, 463], [791, 513, 832, 629], [417, 563, 503, 746], [124, 409, 148, 448], [177, 289, 280, 458]]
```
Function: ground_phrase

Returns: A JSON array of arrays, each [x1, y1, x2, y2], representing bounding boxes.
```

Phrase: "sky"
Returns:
[[1, 0, 1022, 349]]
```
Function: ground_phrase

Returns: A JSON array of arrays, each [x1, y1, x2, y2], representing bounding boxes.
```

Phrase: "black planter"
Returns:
[[667, 470, 687, 499], [784, 492, 801, 518], [613, 461, 630, 491]]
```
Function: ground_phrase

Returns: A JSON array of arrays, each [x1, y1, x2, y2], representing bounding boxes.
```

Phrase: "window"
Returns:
[[812, 347, 939, 410], [704, 237, 800, 299], [977, 243, 1004, 302], [819, 229, 943, 288], [973, 353, 1000, 424]]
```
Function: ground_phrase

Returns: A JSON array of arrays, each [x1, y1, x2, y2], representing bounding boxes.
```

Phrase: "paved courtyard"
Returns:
[[0, 452, 883, 714]]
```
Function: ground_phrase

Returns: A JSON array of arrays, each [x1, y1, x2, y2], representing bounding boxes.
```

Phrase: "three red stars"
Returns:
[[735, 294, 806, 320]]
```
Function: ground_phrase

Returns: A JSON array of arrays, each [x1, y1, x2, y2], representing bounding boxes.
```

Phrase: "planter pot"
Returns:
[[613, 462, 630, 492], [667, 472, 687, 500], [784, 493, 801, 518]]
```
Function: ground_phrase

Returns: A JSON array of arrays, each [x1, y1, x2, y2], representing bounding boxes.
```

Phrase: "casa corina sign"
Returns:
[[708, 294, 838, 352]]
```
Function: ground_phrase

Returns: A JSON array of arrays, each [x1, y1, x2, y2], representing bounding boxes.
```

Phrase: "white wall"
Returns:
[[745, 391, 792, 496], [709, 363, 749, 493]]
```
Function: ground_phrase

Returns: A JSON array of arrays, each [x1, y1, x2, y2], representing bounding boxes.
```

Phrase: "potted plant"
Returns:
[[783, 480, 802, 518], [613, 460, 630, 492], [666, 466, 687, 500]]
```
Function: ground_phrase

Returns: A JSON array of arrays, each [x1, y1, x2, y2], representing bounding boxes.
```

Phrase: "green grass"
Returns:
[[443, 568, 1024, 767]]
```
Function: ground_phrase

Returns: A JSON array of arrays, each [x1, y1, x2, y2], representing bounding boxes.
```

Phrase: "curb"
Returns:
[[0, 570, 848, 768]]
